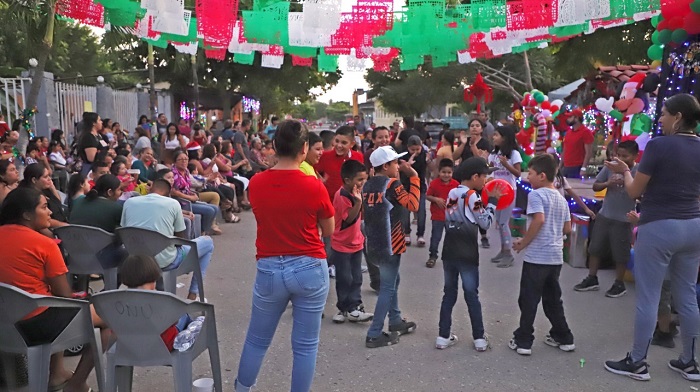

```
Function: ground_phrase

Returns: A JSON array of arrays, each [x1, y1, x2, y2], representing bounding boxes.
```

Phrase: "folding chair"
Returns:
[[91, 290, 222, 392], [0, 283, 105, 392]]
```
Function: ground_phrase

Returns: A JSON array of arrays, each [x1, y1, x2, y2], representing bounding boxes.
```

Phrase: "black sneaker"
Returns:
[[651, 330, 675, 348], [480, 237, 490, 249], [604, 353, 650, 381], [573, 275, 599, 292], [669, 358, 700, 381], [366, 331, 400, 348], [389, 319, 417, 335], [605, 281, 627, 298], [370, 281, 380, 292]]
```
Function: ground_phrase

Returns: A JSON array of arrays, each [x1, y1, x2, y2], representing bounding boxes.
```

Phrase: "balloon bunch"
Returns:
[[515, 90, 564, 162], [648, 1, 700, 62]]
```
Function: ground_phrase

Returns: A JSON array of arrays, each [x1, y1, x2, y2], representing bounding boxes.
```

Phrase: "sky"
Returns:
[[311, 65, 369, 104]]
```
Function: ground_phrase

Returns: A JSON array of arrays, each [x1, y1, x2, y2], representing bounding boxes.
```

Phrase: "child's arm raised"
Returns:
[[344, 185, 363, 224], [467, 189, 498, 230], [390, 160, 421, 212]]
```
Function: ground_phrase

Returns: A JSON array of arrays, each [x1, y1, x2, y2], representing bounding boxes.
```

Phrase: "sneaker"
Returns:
[[416, 237, 426, 247], [481, 237, 490, 249], [474, 335, 490, 352], [366, 331, 400, 348], [332, 311, 346, 324], [347, 306, 373, 322], [508, 339, 532, 355], [651, 329, 675, 348], [544, 335, 575, 352], [490, 251, 506, 263], [328, 265, 336, 279], [405, 236, 411, 246], [605, 281, 627, 298], [497, 254, 514, 268], [436, 334, 458, 349], [361, 264, 368, 273], [389, 319, 417, 335], [370, 280, 380, 292], [426, 257, 437, 268], [669, 358, 700, 381], [604, 353, 650, 381], [573, 275, 599, 292]]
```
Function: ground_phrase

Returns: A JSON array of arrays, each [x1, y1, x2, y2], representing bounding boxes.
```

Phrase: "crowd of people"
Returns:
[[2, 93, 700, 391]]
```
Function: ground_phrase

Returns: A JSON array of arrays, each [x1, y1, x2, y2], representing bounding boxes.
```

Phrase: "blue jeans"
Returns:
[[438, 260, 484, 340], [429, 220, 445, 258], [191, 202, 219, 233], [331, 250, 363, 312], [236, 256, 329, 392], [367, 254, 403, 338], [164, 236, 214, 296], [404, 188, 427, 237]]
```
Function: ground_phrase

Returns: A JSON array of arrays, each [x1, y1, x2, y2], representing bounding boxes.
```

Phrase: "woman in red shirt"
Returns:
[[0, 187, 108, 392], [235, 120, 335, 392]]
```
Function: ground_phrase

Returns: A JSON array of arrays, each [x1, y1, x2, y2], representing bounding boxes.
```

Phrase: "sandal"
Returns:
[[210, 225, 223, 235], [229, 215, 241, 223]]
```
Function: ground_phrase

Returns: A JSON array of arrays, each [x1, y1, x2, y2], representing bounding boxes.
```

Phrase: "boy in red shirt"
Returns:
[[331, 160, 373, 323], [315, 125, 364, 198], [425, 159, 459, 268]]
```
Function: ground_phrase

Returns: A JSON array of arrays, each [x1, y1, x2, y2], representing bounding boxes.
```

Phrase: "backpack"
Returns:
[[444, 189, 478, 236]]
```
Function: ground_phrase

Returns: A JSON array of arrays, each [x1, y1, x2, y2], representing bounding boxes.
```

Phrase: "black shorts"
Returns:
[[588, 214, 632, 264], [15, 307, 80, 346]]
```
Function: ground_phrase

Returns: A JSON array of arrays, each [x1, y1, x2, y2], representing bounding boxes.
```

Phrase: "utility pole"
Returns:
[[191, 54, 200, 120], [148, 43, 157, 121]]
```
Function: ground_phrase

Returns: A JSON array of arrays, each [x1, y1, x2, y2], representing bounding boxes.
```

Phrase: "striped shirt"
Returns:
[[523, 187, 570, 265]]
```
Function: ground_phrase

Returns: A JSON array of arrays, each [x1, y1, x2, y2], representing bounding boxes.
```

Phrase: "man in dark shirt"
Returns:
[[396, 116, 421, 152], [401, 135, 428, 246]]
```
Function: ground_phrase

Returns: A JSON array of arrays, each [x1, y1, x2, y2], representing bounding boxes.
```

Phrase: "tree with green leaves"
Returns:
[[326, 101, 352, 122]]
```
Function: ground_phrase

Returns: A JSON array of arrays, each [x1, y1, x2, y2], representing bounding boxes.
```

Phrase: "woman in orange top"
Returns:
[[0, 187, 108, 392]]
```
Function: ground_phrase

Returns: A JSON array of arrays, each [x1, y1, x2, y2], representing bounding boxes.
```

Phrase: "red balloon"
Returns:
[[684, 13, 700, 34], [541, 101, 551, 109], [516, 130, 530, 146], [667, 16, 684, 30], [662, 0, 691, 19], [550, 104, 560, 112], [528, 99, 538, 107], [658, 20, 669, 30], [482, 179, 515, 210]]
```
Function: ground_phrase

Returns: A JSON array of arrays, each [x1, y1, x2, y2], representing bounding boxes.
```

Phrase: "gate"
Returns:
[[113, 90, 139, 135], [0, 77, 31, 126], [55, 82, 97, 138]]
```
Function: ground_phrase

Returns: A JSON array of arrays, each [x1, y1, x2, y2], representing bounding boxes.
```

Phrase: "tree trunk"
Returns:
[[22, 1, 56, 155], [522, 51, 534, 91], [191, 54, 199, 118], [148, 43, 157, 121]]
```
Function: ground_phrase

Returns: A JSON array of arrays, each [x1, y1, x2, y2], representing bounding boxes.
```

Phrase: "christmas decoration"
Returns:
[[463, 73, 493, 113]]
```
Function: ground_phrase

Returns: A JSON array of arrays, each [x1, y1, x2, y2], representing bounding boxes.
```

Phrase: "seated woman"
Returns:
[[171, 151, 222, 235], [191, 144, 238, 220], [249, 138, 270, 170], [156, 168, 198, 239], [131, 147, 157, 184], [202, 143, 251, 211], [159, 123, 187, 165], [65, 173, 90, 212], [19, 163, 68, 235], [0, 187, 110, 392], [0, 159, 20, 204], [70, 174, 123, 233]]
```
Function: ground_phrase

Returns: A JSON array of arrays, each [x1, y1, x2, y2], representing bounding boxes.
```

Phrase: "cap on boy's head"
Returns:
[[407, 135, 422, 147], [370, 146, 407, 168], [454, 157, 495, 182]]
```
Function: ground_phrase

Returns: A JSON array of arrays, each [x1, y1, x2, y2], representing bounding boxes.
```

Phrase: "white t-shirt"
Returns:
[[553, 176, 572, 198], [49, 152, 67, 166], [523, 187, 571, 265], [488, 150, 522, 188]]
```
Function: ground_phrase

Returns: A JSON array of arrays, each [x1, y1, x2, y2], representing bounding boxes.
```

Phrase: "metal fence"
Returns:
[[113, 90, 139, 135], [0, 77, 31, 125], [55, 81, 97, 138]]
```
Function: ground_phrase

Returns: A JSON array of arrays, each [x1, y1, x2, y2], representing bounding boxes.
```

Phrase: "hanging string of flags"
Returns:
[[55, 0, 662, 71]]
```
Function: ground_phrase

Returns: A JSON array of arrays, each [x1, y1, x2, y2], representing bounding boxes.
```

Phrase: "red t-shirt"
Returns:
[[331, 188, 364, 253], [562, 125, 594, 167], [427, 178, 460, 221], [315, 150, 364, 198], [0, 225, 68, 318], [0, 121, 9, 137], [249, 169, 334, 259]]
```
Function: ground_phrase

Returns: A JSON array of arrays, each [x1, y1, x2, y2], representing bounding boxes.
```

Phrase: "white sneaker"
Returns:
[[474, 335, 489, 352], [405, 236, 411, 246], [332, 311, 346, 324], [328, 265, 336, 278], [436, 334, 458, 349], [347, 307, 373, 322], [544, 335, 575, 352], [508, 339, 532, 355], [361, 264, 368, 273]]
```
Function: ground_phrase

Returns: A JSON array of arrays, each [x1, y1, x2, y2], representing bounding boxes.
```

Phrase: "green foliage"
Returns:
[[289, 101, 316, 120], [325, 101, 352, 122], [312, 101, 327, 119]]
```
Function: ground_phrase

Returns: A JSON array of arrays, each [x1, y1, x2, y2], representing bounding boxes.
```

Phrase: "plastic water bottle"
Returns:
[[173, 329, 194, 352]]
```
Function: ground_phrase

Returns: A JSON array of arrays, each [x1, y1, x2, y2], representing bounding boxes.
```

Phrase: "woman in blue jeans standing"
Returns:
[[236, 120, 335, 392], [604, 94, 700, 381]]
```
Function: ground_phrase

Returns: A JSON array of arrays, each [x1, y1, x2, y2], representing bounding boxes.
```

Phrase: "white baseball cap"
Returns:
[[370, 146, 407, 167]]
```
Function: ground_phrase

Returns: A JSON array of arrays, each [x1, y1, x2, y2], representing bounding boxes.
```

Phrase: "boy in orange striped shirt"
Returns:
[[362, 146, 420, 348]]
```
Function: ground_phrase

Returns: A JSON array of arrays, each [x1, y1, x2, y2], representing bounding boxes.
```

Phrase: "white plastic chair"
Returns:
[[115, 227, 204, 299], [0, 283, 105, 391], [53, 224, 123, 291], [91, 289, 222, 392]]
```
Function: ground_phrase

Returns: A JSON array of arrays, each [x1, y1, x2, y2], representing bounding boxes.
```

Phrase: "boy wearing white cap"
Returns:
[[363, 146, 421, 348]]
